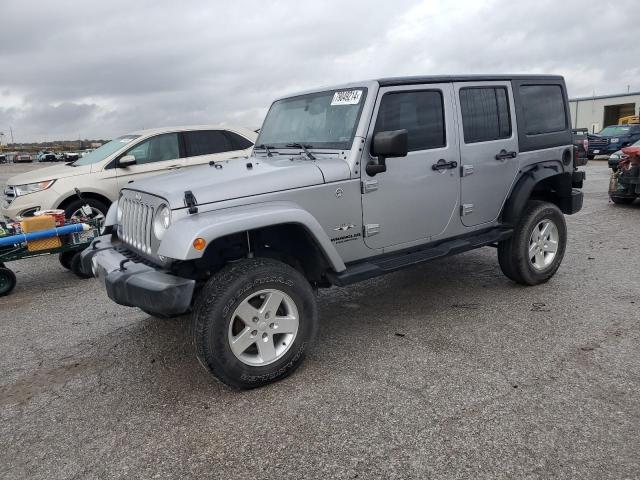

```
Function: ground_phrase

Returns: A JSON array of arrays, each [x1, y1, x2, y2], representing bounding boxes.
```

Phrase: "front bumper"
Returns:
[[80, 235, 195, 316]]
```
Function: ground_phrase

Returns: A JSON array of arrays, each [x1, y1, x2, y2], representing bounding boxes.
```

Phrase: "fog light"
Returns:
[[193, 238, 206, 250]]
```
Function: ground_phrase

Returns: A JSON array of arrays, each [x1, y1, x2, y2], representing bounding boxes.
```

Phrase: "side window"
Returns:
[[459, 87, 511, 143], [225, 131, 254, 150], [374, 90, 445, 152], [519, 85, 567, 135], [124, 133, 179, 165], [184, 130, 233, 157]]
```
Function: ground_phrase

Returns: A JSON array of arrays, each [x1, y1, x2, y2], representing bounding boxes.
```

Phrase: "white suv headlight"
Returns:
[[153, 205, 171, 240], [13, 180, 55, 197]]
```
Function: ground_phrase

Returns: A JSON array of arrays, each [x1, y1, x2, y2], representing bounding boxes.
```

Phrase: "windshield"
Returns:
[[72, 135, 141, 165], [256, 88, 367, 150], [599, 126, 631, 137]]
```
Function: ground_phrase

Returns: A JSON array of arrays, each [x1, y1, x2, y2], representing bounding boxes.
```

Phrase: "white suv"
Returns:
[[2, 125, 257, 222]]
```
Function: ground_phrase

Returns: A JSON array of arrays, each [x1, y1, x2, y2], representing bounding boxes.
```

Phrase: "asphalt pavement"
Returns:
[[1, 161, 638, 479]]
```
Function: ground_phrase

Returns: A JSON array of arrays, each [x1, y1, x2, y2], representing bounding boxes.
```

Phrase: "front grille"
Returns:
[[589, 138, 609, 147], [118, 191, 163, 255]]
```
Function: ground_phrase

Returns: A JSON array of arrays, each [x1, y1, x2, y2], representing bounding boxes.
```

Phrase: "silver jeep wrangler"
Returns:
[[82, 75, 585, 389]]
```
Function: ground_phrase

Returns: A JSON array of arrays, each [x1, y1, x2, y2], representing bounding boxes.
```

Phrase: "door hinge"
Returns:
[[460, 165, 474, 177], [361, 179, 379, 194], [461, 204, 474, 216], [364, 224, 381, 237]]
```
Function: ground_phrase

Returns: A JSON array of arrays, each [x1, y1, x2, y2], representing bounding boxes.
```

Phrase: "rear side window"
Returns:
[[225, 131, 254, 150], [459, 87, 511, 143], [184, 130, 233, 157], [519, 85, 567, 135], [374, 90, 445, 151]]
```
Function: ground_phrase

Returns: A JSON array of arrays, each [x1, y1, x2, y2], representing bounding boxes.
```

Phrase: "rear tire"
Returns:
[[610, 195, 635, 205], [498, 201, 567, 286], [193, 257, 317, 389], [71, 252, 92, 279], [0, 267, 17, 296], [59, 251, 75, 270]]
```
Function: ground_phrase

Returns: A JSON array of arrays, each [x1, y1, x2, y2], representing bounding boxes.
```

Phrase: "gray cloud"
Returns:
[[1, 0, 639, 141]]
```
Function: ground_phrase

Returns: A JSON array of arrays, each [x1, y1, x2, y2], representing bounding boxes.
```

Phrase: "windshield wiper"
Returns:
[[286, 143, 316, 160], [254, 144, 274, 157]]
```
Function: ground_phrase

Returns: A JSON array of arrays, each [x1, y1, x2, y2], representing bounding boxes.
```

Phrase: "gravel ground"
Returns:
[[1, 161, 638, 479]]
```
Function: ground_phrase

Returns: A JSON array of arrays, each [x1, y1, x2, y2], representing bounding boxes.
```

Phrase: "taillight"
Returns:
[[583, 138, 588, 151]]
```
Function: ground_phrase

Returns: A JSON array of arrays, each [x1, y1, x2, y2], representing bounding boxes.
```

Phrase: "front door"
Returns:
[[454, 81, 519, 227], [116, 132, 184, 189], [361, 84, 460, 250]]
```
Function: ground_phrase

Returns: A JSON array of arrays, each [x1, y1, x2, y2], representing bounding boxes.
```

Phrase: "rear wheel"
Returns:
[[498, 201, 567, 286], [58, 251, 75, 270], [610, 195, 635, 205], [0, 267, 17, 296], [193, 258, 317, 389], [70, 252, 92, 279]]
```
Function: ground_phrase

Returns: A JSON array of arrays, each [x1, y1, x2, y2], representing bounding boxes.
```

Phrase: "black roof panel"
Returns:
[[377, 74, 564, 87]]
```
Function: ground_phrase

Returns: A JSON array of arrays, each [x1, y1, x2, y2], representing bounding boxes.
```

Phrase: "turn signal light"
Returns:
[[193, 238, 206, 250]]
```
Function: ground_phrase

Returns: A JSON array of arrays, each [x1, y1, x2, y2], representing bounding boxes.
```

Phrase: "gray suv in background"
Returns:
[[83, 75, 585, 389]]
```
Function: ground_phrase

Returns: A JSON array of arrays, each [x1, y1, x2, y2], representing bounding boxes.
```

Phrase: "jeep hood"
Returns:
[[7, 163, 92, 186], [126, 156, 350, 209]]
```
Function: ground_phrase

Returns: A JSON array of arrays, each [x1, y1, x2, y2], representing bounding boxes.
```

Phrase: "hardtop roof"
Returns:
[[377, 74, 564, 87]]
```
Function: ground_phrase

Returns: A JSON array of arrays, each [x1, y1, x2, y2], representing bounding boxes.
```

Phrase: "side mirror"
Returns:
[[367, 129, 408, 176], [118, 155, 136, 168]]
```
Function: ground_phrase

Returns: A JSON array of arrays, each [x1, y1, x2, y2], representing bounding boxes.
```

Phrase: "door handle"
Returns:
[[431, 159, 458, 171], [495, 149, 517, 160]]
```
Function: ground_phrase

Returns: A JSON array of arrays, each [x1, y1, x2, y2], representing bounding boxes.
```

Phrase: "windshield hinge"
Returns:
[[184, 190, 198, 214]]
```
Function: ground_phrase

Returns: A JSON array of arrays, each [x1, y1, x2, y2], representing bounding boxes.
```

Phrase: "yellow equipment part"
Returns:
[[20, 215, 62, 252], [618, 115, 640, 125]]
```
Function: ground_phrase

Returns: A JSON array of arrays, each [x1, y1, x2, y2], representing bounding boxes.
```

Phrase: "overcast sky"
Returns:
[[1, 0, 639, 142]]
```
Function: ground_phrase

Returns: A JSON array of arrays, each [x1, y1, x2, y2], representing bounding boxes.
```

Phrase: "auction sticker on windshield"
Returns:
[[331, 90, 362, 106]]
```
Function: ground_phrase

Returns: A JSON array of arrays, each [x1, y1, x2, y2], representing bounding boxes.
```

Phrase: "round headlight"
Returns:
[[153, 205, 171, 239]]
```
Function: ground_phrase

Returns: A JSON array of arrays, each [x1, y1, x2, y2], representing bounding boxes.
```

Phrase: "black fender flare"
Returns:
[[502, 161, 575, 224]]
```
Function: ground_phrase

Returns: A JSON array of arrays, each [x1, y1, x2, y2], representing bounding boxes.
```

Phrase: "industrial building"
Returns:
[[569, 91, 640, 133]]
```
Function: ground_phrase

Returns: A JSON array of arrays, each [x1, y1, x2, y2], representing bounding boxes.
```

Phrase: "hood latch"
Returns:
[[184, 190, 198, 214]]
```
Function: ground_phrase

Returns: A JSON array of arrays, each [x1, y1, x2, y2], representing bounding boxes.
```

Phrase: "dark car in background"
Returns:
[[588, 124, 640, 159]]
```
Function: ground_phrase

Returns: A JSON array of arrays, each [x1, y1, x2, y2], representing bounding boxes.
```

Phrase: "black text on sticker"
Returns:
[[331, 90, 362, 106]]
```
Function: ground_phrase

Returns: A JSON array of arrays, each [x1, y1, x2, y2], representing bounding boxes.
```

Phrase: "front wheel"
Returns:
[[498, 201, 567, 286], [193, 258, 317, 389]]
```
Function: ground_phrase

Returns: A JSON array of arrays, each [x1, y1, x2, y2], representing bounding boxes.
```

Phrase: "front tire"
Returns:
[[498, 201, 567, 286], [193, 258, 317, 389], [62, 197, 108, 225]]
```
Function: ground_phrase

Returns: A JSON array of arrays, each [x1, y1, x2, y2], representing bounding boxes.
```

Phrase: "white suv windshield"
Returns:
[[256, 88, 367, 150], [72, 135, 141, 166]]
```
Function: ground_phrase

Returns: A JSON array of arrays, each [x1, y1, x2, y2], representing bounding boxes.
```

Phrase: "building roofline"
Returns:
[[569, 91, 640, 102]]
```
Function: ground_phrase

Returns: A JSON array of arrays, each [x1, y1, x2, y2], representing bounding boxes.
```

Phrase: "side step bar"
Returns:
[[327, 227, 513, 287]]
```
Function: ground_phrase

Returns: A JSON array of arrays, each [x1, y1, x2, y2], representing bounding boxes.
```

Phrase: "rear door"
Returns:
[[454, 82, 519, 226], [115, 132, 184, 189], [361, 84, 460, 249], [182, 130, 253, 167]]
